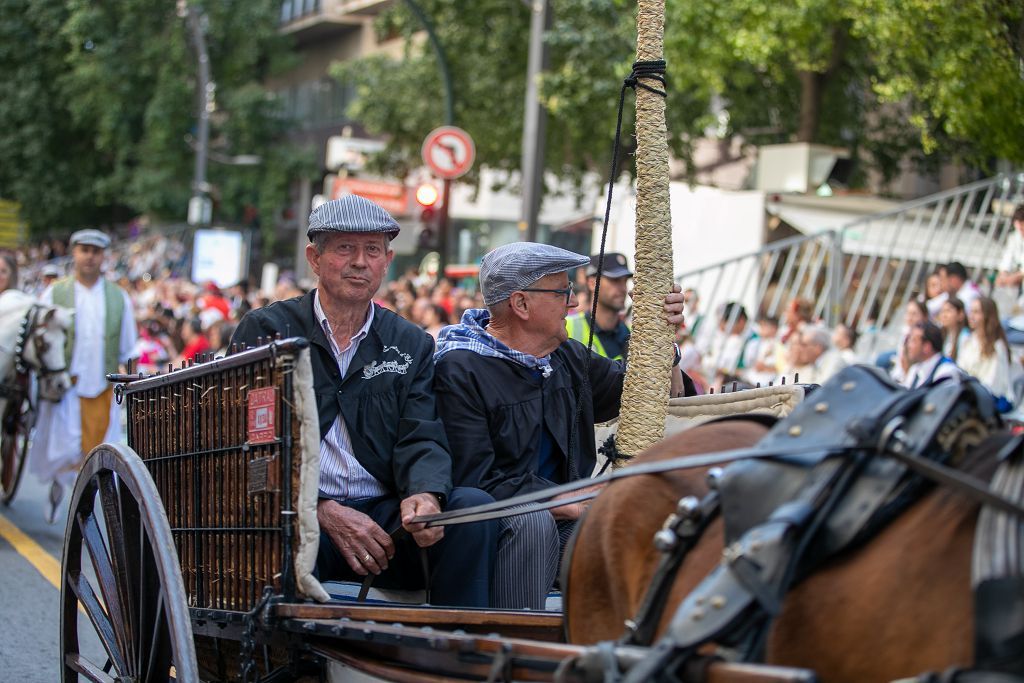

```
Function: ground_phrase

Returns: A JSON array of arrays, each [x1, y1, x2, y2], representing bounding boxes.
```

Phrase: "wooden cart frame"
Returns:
[[58, 338, 816, 683]]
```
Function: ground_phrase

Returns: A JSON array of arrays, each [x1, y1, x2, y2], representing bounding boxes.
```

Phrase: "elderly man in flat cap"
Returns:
[[30, 229, 137, 523], [231, 195, 497, 607], [433, 242, 690, 609]]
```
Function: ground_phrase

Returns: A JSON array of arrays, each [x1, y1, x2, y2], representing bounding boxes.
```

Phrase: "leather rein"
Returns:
[[413, 430, 1024, 528]]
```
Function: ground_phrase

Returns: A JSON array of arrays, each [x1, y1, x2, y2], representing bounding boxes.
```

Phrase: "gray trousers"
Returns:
[[492, 510, 576, 610]]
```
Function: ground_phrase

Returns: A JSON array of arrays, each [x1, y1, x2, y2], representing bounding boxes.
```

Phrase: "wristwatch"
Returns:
[[429, 492, 446, 509]]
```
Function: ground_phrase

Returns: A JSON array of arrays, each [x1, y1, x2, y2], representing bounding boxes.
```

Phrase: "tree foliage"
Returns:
[[341, 0, 1024, 191], [0, 0, 315, 240]]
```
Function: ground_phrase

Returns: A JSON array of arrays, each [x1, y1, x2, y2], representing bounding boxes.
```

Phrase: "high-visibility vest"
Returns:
[[565, 313, 624, 360]]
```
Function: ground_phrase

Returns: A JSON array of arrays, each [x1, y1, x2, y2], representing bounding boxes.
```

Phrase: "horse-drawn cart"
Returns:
[[60, 337, 828, 682]]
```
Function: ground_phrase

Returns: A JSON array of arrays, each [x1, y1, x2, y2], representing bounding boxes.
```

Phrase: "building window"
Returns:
[[280, 0, 320, 24]]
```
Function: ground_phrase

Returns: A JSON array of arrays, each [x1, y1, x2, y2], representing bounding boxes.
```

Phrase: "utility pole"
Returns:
[[404, 0, 456, 275], [180, 1, 213, 227], [519, 0, 550, 242]]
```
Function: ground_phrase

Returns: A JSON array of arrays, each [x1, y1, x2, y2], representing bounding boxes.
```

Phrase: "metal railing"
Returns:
[[677, 173, 1024, 378]]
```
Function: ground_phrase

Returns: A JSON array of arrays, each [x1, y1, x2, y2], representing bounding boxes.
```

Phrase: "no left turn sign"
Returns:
[[422, 126, 475, 180]]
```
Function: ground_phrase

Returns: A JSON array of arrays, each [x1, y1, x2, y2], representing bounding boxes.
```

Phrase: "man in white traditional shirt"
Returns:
[[30, 229, 137, 523], [901, 322, 961, 389]]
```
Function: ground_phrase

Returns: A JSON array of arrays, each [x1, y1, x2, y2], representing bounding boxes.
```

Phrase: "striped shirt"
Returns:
[[314, 292, 388, 500]]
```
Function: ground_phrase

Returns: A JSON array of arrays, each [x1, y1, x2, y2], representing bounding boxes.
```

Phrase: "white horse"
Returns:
[[0, 289, 73, 407]]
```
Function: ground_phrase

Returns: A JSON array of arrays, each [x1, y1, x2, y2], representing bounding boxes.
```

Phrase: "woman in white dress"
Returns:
[[959, 297, 1015, 404]]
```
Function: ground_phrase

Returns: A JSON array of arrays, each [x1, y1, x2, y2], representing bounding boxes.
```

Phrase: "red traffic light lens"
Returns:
[[415, 183, 440, 207]]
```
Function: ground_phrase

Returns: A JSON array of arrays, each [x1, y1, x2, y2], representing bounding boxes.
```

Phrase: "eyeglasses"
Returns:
[[520, 281, 575, 305]]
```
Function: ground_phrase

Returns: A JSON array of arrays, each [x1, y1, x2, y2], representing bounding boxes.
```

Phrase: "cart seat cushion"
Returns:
[[295, 348, 331, 602], [663, 384, 804, 435]]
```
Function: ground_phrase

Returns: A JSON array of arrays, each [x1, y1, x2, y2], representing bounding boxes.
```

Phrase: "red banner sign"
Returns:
[[247, 387, 278, 444], [331, 177, 410, 216]]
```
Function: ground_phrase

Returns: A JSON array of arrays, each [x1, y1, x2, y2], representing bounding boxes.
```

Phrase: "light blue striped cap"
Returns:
[[480, 242, 589, 305], [69, 228, 111, 249], [307, 195, 400, 239]]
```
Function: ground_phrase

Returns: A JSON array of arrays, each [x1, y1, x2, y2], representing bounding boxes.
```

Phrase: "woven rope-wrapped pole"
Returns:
[[615, 0, 674, 460]]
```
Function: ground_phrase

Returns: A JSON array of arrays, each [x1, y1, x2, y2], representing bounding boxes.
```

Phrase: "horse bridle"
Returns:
[[13, 304, 67, 379]]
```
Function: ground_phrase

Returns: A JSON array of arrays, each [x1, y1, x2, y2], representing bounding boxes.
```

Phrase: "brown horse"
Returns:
[[565, 417, 990, 682]]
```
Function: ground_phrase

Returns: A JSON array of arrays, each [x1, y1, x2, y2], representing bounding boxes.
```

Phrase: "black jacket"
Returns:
[[231, 292, 452, 501], [434, 340, 623, 500]]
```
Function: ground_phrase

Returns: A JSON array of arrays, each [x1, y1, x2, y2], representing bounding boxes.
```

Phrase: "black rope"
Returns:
[[567, 59, 668, 477]]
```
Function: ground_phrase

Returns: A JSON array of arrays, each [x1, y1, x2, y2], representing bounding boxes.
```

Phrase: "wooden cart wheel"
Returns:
[[0, 393, 32, 506], [60, 443, 198, 682]]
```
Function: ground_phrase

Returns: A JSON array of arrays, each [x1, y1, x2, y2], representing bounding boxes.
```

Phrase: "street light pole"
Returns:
[[519, 0, 550, 243], [404, 0, 455, 275], [180, 1, 212, 227]]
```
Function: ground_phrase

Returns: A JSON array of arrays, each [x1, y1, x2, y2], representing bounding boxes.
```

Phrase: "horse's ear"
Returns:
[[43, 307, 56, 323]]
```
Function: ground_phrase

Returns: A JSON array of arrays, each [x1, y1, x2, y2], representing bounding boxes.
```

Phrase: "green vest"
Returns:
[[51, 276, 126, 377], [565, 313, 624, 360]]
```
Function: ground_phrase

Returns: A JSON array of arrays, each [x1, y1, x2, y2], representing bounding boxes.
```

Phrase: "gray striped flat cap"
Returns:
[[480, 242, 589, 305], [69, 229, 111, 249], [307, 195, 400, 239]]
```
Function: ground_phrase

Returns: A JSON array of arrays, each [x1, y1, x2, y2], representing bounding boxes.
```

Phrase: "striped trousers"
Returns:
[[492, 510, 576, 610]]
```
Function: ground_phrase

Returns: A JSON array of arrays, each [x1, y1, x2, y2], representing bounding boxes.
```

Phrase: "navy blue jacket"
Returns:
[[434, 340, 624, 500], [231, 291, 453, 501]]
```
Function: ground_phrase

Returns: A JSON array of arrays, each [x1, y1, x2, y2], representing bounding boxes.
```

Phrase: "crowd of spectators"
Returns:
[[4, 203, 1023, 411], [682, 222, 1024, 412], [2, 230, 491, 380]]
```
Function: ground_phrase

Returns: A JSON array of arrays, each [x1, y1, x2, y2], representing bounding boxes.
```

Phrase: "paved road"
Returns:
[[0, 471, 102, 682]]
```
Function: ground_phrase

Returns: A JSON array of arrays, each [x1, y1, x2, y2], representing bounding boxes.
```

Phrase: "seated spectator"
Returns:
[[995, 204, 1024, 345], [831, 323, 859, 367], [882, 299, 929, 384], [941, 261, 980, 312], [421, 303, 450, 340], [938, 297, 969, 363], [743, 315, 780, 387], [134, 320, 171, 374], [960, 297, 1017, 408], [780, 297, 813, 345], [208, 320, 235, 357], [901, 322, 961, 389], [924, 270, 947, 321], [787, 324, 842, 384], [703, 302, 750, 384], [995, 203, 1024, 292], [179, 318, 211, 363]]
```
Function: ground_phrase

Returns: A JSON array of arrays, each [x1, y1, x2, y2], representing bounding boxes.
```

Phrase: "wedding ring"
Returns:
[[362, 553, 371, 562]]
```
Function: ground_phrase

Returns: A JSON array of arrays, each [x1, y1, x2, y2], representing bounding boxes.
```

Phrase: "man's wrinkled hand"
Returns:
[[550, 484, 604, 521], [317, 499, 394, 576], [401, 493, 444, 548], [664, 284, 686, 326]]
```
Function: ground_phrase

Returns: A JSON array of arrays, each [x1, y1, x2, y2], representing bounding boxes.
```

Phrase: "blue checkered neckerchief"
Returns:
[[435, 308, 553, 377]]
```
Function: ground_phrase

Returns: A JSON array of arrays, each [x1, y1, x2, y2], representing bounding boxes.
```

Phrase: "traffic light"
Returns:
[[416, 183, 440, 224], [416, 183, 441, 248]]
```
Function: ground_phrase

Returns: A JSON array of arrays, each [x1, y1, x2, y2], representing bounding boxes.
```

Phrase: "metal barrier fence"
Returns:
[[677, 173, 1024, 376]]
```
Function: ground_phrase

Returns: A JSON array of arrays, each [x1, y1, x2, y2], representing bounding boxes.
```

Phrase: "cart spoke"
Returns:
[[66, 569, 128, 675], [65, 653, 117, 683], [142, 592, 167, 683], [78, 509, 132, 670], [98, 472, 138, 673]]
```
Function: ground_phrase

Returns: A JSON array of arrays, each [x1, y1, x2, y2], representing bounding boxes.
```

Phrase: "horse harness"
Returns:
[[606, 366, 1024, 683]]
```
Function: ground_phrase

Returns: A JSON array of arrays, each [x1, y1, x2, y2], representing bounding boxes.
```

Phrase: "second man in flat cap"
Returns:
[[434, 242, 691, 609]]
